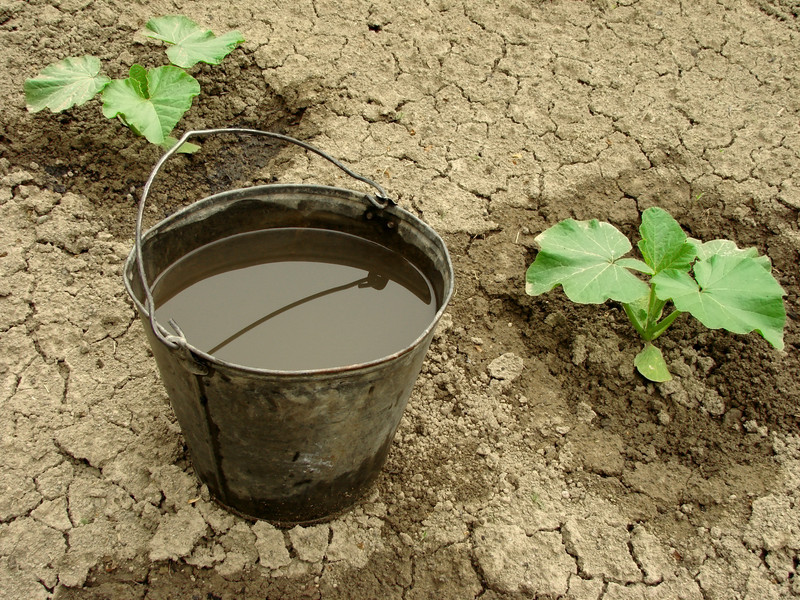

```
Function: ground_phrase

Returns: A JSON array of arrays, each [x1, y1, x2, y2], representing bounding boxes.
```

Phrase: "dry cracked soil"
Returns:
[[2, 0, 800, 598]]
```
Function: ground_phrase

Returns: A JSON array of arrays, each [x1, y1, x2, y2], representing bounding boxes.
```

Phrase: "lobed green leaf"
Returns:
[[525, 219, 650, 304], [689, 238, 772, 271], [101, 65, 200, 145], [616, 258, 653, 274], [24, 55, 111, 113], [144, 15, 245, 69], [637, 207, 696, 274], [652, 254, 786, 349]]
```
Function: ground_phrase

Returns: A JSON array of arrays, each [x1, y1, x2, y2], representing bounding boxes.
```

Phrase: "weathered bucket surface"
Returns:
[[124, 129, 454, 524]]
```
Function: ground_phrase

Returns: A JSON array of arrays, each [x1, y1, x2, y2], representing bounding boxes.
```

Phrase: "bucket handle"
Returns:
[[135, 127, 396, 352]]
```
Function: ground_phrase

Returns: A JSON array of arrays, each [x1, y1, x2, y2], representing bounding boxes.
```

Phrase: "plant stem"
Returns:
[[642, 287, 667, 341], [624, 287, 682, 353], [648, 309, 682, 341], [623, 302, 647, 338]]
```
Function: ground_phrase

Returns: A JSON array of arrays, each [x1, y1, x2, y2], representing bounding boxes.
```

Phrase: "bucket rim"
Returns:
[[124, 182, 455, 377]]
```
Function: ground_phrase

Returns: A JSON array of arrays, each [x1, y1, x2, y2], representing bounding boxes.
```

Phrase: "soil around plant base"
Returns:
[[1, 0, 800, 599]]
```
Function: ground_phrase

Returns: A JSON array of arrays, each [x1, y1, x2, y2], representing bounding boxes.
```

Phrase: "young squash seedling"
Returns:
[[525, 207, 786, 382], [23, 15, 244, 153]]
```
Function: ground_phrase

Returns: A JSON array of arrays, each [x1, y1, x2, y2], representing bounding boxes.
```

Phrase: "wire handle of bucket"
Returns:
[[135, 128, 397, 351]]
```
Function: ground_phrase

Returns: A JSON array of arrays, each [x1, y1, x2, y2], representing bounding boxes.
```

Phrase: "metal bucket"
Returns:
[[123, 129, 454, 524]]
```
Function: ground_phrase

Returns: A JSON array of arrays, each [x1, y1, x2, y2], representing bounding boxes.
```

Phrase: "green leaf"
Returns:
[[637, 207, 696, 273], [144, 15, 245, 68], [617, 258, 653, 274], [689, 238, 772, 271], [24, 55, 111, 113], [623, 296, 650, 338], [128, 64, 149, 98], [525, 219, 650, 304], [625, 294, 650, 325], [634, 343, 672, 382], [652, 254, 786, 349], [160, 136, 201, 154], [101, 65, 200, 145]]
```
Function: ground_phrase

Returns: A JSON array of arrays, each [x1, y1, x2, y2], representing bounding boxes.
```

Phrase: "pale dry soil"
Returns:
[[1, 0, 800, 599]]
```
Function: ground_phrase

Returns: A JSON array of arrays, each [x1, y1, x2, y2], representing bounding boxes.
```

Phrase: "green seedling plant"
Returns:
[[525, 207, 786, 382], [24, 15, 244, 153]]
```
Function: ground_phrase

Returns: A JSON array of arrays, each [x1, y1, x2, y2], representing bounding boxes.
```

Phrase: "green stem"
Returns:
[[623, 302, 647, 339], [642, 287, 667, 339], [647, 309, 683, 341], [624, 287, 680, 344]]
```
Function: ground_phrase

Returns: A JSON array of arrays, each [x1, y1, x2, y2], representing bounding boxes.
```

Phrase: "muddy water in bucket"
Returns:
[[152, 228, 437, 371], [125, 129, 453, 524]]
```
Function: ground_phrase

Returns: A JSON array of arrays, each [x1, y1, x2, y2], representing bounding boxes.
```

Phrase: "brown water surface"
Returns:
[[153, 228, 436, 370]]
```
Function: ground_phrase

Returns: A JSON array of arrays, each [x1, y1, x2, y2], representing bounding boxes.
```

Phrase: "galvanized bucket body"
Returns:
[[124, 132, 453, 523]]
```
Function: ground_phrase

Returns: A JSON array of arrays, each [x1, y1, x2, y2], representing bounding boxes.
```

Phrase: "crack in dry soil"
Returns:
[[1, 0, 800, 599]]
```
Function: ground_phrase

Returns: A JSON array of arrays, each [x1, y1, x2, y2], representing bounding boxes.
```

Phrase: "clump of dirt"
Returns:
[[757, 0, 800, 26], [2, 1, 800, 599]]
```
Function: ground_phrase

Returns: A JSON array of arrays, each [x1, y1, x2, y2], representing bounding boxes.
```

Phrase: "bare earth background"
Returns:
[[1, 0, 800, 598]]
